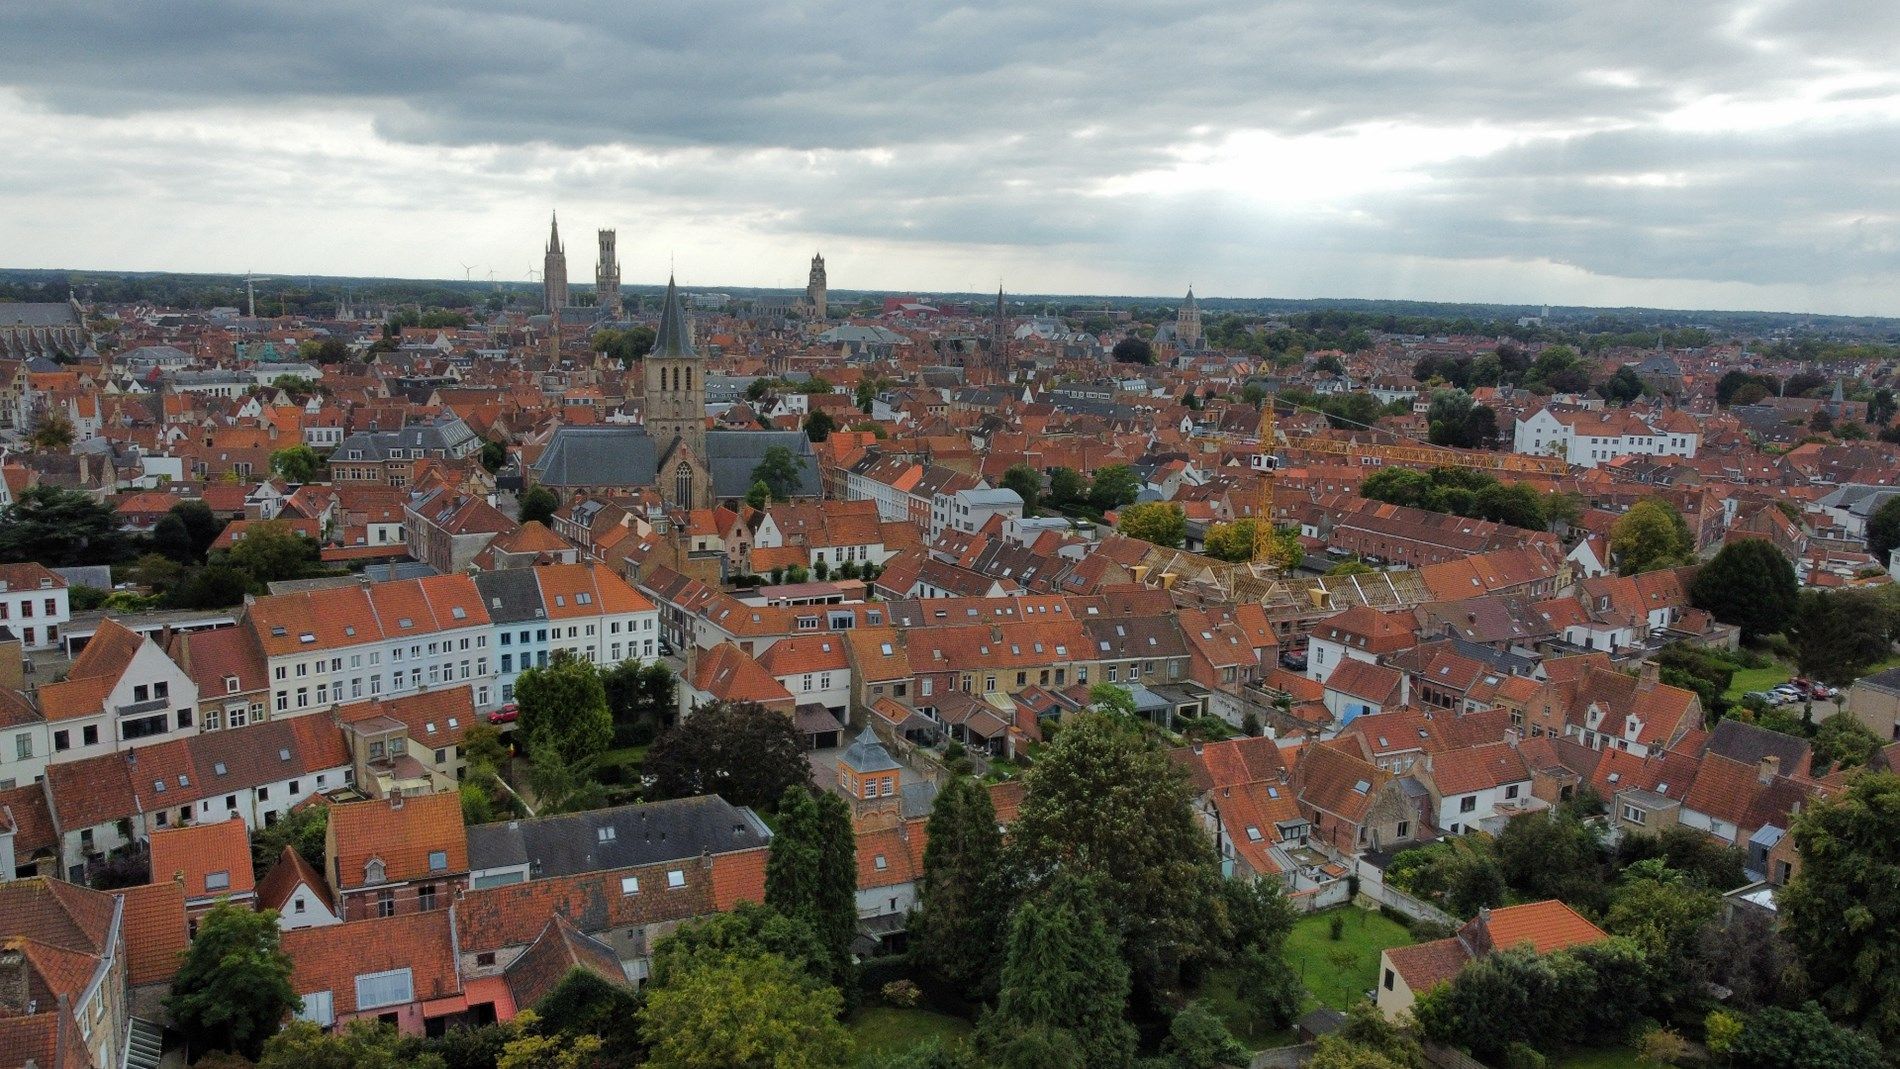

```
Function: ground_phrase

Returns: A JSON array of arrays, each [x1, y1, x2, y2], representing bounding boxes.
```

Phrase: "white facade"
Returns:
[[0, 720, 48, 789], [1513, 407, 1699, 469], [932, 487, 1024, 539], [1305, 634, 1379, 685], [48, 640, 199, 765], [1434, 777, 1531, 836], [0, 572, 69, 650]]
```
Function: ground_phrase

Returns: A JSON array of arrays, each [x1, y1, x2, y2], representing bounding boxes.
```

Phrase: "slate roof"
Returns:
[[466, 795, 770, 878], [531, 426, 821, 498], [842, 726, 902, 775]]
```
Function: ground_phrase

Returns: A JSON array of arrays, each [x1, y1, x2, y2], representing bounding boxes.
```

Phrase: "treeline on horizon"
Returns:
[[2, 266, 1897, 353]]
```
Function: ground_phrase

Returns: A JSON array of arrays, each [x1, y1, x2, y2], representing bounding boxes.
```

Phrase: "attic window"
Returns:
[[491, 598, 502, 608], [577, 593, 591, 605], [451, 607, 467, 620], [225, 676, 240, 693], [880, 643, 893, 655], [1055, 645, 1066, 656], [554, 596, 565, 607], [278, 748, 291, 761], [667, 869, 686, 889], [1352, 779, 1371, 794], [271, 627, 287, 637], [398, 618, 413, 629], [178, 775, 189, 787], [213, 762, 227, 776], [447, 718, 459, 729], [300, 633, 315, 644], [424, 722, 436, 734], [598, 826, 617, 843], [154, 779, 166, 793], [428, 850, 448, 872], [344, 626, 355, 637], [873, 854, 888, 870], [1267, 787, 1280, 799], [205, 871, 230, 891]]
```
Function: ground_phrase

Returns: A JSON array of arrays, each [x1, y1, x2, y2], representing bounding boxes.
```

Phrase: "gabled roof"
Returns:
[[328, 791, 468, 892], [503, 913, 628, 1010], [148, 819, 254, 901]]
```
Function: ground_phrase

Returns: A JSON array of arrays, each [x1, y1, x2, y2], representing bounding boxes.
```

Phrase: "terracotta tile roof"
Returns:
[[148, 819, 255, 901], [256, 845, 336, 917], [0, 1012, 89, 1069], [282, 909, 462, 1017], [502, 913, 627, 1010], [454, 858, 725, 954], [690, 642, 795, 707], [0, 784, 55, 859], [336, 686, 478, 752], [1171, 735, 1291, 794], [856, 821, 928, 890], [1465, 899, 1608, 956], [118, 881, 189, 986], [0, 878, 116, 958], [170, 624, 269, 697], [328, 791, 469, 892], [1384, 935, 1473, 995], [987, 781, 1025, 825], [1430, 742, 1531, 796], [709, 849, 768, 911]]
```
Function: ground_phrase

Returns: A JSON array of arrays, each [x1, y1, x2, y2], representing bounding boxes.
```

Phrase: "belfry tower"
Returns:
[[542, 213, 569, 313], [1178, 287, 1203, 350], [804, 252, 828, 320], [596, 229, 622, 316]]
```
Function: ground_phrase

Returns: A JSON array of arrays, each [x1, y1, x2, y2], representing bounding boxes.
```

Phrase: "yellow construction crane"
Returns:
[[1252, 397, 1282, 563]]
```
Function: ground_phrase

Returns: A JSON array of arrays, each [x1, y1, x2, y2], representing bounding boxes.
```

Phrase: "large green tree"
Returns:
[[639, 950, 851, 1069], [912, 776, 1013, 999], [651, 901, 829, 986], [0, 484, 133, 566], [1726, 1002, 1884, 1069], [1689, 539, 1799, 640], [1047, 466, 1089, 507], [223, 519, 324, 587], [976, 876, 1136, 1069], [1000, 464, 1042, 516], [1788, 589, 1894, 688], [260, 1020, 442, 1069], [643, 700, 809, 810], [169, 499, 225, 559], [765, 787, 858, 990], [1115, 501, 1184, 548], [1202, 518, 1256, 562], [167, 902, 299, 1060], [1778, 771, 1900, 1046], [519, 485, 560, 526], [1868, 495, 1900, 566], [1008, 712, 1221, 987], [514, 651, 613, 769], [752, 446, 808, 501], [1221, 877, 1306, 1032], [269, 444, 322, 482], [1087, 464, 1141, 512], [1610, 498, 1694, 575]]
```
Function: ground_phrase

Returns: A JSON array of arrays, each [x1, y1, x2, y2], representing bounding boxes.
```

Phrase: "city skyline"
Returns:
[[1, 3, 1897, 316]]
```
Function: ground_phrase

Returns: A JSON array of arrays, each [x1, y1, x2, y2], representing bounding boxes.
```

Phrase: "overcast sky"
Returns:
[[2, 1, 1897, 315]]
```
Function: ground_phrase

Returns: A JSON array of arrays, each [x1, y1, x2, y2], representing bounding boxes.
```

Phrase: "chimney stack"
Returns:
[[1639, 660, 1660, 687], [1758, 755, 1780, 785]]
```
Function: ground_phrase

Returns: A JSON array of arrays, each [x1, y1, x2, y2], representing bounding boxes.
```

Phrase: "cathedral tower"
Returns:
[[542, 213, 569, 312], [644, 277, 711, 509], [804, 252, 827, 320], [596, 229, 622, 316], [1178, 287, 1203, 351], [986, 285, 1009, 383]]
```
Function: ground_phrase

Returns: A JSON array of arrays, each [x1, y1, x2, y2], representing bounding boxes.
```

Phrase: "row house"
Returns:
[[405, 487, 513, 573], [0, 878, 132, 1069], [326, 790, 469, 922], [726, 499, 893, 576], [1522, 657, 1701, 758], [338, 687, 482, 796], [285, 909, 469, 1037], [0, 561, 70, 651], [1416, 741, 1533, 836], [1306, 605, 1417, 685], [38, 620, 199, 765], [1301, 493, 1560, 570], [41, 713, 351, 880], [475, 563, 660, 704]]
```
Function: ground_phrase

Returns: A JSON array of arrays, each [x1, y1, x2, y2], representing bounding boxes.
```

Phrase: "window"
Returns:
[[1396, 821, 1410, 839], [1505, 784, 1520, 800], [1622, 804, 1647, 826], [1458, 795, 1477, 813], [620, 875, 640, 895], [293, 896, 307, 915], [667, 869, 686, 889], [376, 890, 396, 918], [206, 871, 230, 891], [428, 850, 448, 872], [1384, 968, 1396, 991], [82, 725, 99, 746], [15, 734, 31, 760], [417, 884, 437, 911]]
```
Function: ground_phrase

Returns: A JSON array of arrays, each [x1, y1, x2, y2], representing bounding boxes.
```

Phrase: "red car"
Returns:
[[488, 703, 519, 725]]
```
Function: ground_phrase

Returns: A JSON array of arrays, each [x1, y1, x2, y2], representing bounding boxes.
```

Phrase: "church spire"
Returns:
[[546, 211, 563, 255], [651, 276, 697, 358]]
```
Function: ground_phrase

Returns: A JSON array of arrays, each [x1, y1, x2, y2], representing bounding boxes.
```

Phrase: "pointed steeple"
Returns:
[[546, 212, 563, 255], [650, 276, 697, 358]]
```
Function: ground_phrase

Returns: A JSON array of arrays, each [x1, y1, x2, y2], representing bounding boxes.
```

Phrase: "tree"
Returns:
[[1788, 589, 1893, 689], [224, 520, 324, 587], [1811, 714, 1881, 770], [1222, 878, 1305, 1032], [640, 951, 850, 1069], [802, 408, 836, 442], [1306, 1001, 1426, 1069], [153, 512, 197, 563], [1872, 387, 1897, 427], [752, 446, 807, 501], [765, 787, 858, 990], [250, 804, 327, 880], [746, 480, 772, 509], [269, 445, 321, 483], [1606, 873, 1719, 1012], [1263, 523, 1305, 570], [1866, 496, 1900, 564], [1009, 712, 1221, 987], [167, 903, 299, 1060], [1048, 466, 1089, 507], [1725, 1003, 1884, 1069], [1809, 407, 1835, 433], [167, 565, 252, 609], [1600, 366, 1645, 406], [1494, 810, 1608, 913], [1610, 499, 1694, 575], [519, 485, 559, 526], [1000, 464, 1042, 516], [1326, 557, 1376, 576], [0, 484, 133, 566], [514, 652, 613, 769], [1087, 464, 1140, 512], [977, 876, 1136, 1069], [1203, 519, 1256, 562], [28, 411, 77, 454], [479, 439, 508, 474], [1689, 539, 1799, 640], [170, 499, 225, 559], [1426, 388, 1476, 447], [1116, 501, 1184, 548], [260, 1020, 442, 1069], [530, 968, 643, 1064], [913, 776, 1013, 999], [1778, 771, 1900, 1045], [643, 700, 809, 810], [496, 1012, 603, 1069], [651, 901, 829, 985], [1111, 337, 1154, 365], [1163, 1001, 1245, 1069], [1471, 482, 1547, 531]]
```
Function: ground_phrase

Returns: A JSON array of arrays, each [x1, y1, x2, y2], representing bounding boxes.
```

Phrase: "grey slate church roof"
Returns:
[[531, 425, 821, 498]]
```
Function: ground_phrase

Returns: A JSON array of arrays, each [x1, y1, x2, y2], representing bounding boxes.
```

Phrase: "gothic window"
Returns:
[[674, 463, 694, 506]]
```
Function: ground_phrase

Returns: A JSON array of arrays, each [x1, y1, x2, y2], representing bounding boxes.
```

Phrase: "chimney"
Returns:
[[390, 791, 405, 810], [1639, 660, 1660, 687], [1758, 755, 1780, 785], [0, 945, 28, 1016]]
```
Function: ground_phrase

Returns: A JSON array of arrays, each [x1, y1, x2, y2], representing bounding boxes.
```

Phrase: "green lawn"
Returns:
[[1198, 965, 1298, 1051], [1723, 663, 1792, 701], [848, 1007, 973, 1065], [1284, 909, 1415, 1011]]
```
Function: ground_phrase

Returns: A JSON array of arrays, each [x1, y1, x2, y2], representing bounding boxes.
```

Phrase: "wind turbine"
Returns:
[[458, 261, 476, 282]]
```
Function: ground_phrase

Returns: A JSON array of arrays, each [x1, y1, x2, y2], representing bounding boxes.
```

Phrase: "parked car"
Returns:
[[488, 703, 519, 725], [1743, 690, 1783, 706], [658, 640, 676, 657], [1280, 650, 1308, 672]]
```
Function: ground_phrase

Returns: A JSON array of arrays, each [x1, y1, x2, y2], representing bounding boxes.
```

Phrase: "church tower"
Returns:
[[804, 252, 828, 320], [644, 277, 711, 509], [986, 286, 1009, 383], [1178, 287, 1203, 351], [542, 213, 569, 312], [596, 229, 622, 316]]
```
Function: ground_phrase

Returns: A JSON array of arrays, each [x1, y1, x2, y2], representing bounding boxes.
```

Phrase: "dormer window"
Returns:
[[225, 676, 240, 694], [365, 858, 386, 884]]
